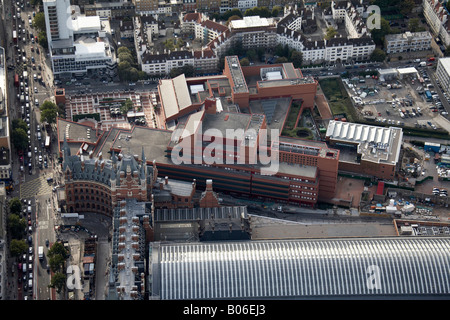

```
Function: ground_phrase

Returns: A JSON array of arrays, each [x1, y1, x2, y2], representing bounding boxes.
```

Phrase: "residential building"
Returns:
[[84, 1, 136, 19], [120, 20, 135, 39], [140, 50, 194, 76], [436, 57, 450, 93], [228, 16, 278, 49], [423, 0, 450, 46], [385, 31, 432, 54], [132, 0, 159, 14]]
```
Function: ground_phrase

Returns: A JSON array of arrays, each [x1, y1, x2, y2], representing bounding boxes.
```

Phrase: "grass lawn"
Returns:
[[319, 78, 357, 122], [282, 100, 302, 132]]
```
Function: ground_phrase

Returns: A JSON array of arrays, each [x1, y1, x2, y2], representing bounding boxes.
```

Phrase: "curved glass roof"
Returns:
[[152, 238, 450, 299]]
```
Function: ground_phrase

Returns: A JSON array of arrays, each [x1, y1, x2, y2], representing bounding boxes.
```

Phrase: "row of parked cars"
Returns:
[[433, 187, 448, 197]]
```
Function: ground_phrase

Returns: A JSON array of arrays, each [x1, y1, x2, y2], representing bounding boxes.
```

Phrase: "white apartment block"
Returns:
[[195, 20, 228, 45], [436, 57, 450, 93], [423, 0, 450, 46], [141, 50, 194, 75], [237, 0, 257, 10], [228, 16, 278, 49], [385, 31, 432, 54]]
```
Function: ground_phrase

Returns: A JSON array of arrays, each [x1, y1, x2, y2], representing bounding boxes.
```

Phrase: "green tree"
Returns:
[[164, 38, 176, 51], [49, 254, 66, 273], [117, 47, 132, 55], [275, 57, 289, 63], [290, 50, 303, 68], [325, 27, 338, 40], [7, 214, 26, 240], [226, 15, 242, 26], [49, 272, 67, 293], [40, 101, 58, 124], [222, 8, 243, 21], [120, 98, 134, 115], [370, 17, 391, 46], [400, 0, 415, 16], [408, 18, 425, 32], [118, 52, 134, 65], [240, 57, 250, 66], [370, 48, 387, 62], [246, 49, 258, 62], [38, 31, 48, 49], [33, 12, 46, 31], [10, 239, 27, 257], [9, 198, 22, 215], [272, 6, 282, 17], [47, 241, 70, 259], [12, 119, 28, 132], [245, 7, 271, 18], [11, 128, 29, 151]]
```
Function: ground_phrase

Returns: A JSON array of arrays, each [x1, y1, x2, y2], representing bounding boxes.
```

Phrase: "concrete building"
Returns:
[[325, 120, 403, 180], [436, 57, 450, 93], [385, 31, 432, 54], [43, 0, 117, 77]]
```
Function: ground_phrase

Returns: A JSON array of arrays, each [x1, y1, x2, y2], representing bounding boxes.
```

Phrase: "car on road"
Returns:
[[45, 239, 49, 247]]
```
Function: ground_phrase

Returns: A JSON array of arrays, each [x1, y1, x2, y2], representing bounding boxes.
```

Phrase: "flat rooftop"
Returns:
[[230, 16, 275, 29], [226, 56, 248, 94], [326, 120, 402, 165]]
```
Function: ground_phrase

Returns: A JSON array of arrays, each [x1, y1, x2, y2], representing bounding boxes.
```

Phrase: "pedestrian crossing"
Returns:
[[20, 176, 53, 199]]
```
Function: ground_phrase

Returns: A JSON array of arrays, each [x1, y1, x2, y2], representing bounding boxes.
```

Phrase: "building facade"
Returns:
[[43, 0, 117, 77], [436, 57, 450, 93], [385, 31, 432, 54]]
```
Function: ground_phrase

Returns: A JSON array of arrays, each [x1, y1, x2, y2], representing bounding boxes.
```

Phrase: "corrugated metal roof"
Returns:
[[152, 238, 450, 299]]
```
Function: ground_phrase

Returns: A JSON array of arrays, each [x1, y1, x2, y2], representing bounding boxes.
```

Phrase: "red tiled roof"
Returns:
[[183, 12, 202, 23], [201, 20, 228, 33]]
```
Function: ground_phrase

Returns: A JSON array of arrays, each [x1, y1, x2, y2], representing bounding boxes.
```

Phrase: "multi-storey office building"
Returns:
[[44, 0, 117, 77], [325, 120, 403, 180]]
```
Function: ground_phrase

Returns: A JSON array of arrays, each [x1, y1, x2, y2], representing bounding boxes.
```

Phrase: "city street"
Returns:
[[1, 0, 60, 300]]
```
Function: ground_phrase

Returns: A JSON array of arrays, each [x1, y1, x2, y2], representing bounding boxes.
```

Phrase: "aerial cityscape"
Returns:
[[0, 0, 450, 303]]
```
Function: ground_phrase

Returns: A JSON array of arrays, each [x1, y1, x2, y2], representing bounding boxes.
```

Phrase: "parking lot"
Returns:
[[344, 64, 448, 131]]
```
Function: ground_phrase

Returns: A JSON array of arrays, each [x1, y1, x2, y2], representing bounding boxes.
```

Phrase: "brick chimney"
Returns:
[[199, 179, 220, 208], [204, 97, 216, 114]]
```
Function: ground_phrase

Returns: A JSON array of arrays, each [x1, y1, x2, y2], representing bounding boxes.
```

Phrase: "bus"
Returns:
[[45, 135, 50, 148]]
